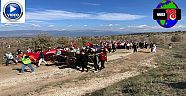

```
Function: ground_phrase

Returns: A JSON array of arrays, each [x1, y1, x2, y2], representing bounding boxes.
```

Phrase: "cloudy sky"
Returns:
[[0, 0, 186, 32]]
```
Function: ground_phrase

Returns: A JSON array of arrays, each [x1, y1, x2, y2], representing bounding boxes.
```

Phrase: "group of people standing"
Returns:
[[133, 41, 157, 53], [4, 40, 157, 74], [68, 47, 107, 73]]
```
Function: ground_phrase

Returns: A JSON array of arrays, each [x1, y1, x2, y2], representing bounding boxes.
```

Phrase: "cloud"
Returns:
[[31, 24, 41, 27], [1, 23, 22, 27], [48, 25, 55, 27], [67, 25, 73, 27], [172, 25, 186, 29], [81, 2, 101, 6], [119, 28, 125, 30], [127, 25, 162, 30], [95, 13, 145, 21], [26, 10, 90, 20], [26, 9, 145, 21], [4, 23, 12, 26], [126, 24, 186, 31], [83, 25, 88, 27], [101, 24, 120, 27], [27, 20, 46, 23]]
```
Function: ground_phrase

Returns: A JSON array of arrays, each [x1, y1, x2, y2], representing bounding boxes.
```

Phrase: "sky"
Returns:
[[0, 0, 186, 32]]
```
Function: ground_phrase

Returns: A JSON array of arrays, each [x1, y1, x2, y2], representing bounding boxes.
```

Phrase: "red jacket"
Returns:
[[99, 53, 107, 61]]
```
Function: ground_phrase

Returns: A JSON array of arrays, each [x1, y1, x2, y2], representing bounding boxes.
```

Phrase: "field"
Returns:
[[0, 32, 185, 96], [86, 38, 186, 96]]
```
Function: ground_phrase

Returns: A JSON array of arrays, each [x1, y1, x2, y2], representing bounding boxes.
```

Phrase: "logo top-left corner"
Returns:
[[1, 0, 25, 23]]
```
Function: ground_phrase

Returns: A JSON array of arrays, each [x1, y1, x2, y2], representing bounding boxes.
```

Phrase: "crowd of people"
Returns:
[[115, 40, 157, 53], [3, 40, 157, 74]]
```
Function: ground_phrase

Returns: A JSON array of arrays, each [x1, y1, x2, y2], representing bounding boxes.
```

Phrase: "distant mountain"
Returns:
[[0, 30, 130, 37], [0, 30, 184, 37]]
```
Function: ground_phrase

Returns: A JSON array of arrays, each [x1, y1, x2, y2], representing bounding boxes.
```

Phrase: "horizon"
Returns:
[[0, 30, 185, 37]]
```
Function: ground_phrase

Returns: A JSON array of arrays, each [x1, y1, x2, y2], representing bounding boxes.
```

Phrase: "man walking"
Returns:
[[150, 42, 154, 53], [75, 51, 81, 70], [152, 44, 157, 53], [112, 42, 116, 52], [4, 52, 17, 66], [19, 54, 35, 74], [133, 43, 138, 53], [56, 48, 62, 62], [38, 50, 48, 67], [99, 51, 107, 69], [80, 51, 89, 72], [93, 50, 99, 73]]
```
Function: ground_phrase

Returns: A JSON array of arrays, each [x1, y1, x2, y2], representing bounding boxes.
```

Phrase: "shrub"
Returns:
[[32, 34, 54, 49], [171, 34, 182, 42], [57, 37, 68, 46]]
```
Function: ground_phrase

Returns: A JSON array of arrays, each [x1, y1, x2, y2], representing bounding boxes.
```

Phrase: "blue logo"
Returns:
[[3, 2, 23, 21]]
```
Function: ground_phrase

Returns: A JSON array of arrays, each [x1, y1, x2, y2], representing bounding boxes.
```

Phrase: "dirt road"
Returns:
[[0, 49, 159, 96]]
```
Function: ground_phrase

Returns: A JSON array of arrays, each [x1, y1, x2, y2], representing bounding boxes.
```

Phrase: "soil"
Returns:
[[0, 49, 160, 96]]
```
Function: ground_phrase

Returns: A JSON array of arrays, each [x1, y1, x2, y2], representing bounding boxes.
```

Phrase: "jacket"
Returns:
[[22, 56, 31, 64], [80, 54, 88, 62], [99, 53, 107, 61]]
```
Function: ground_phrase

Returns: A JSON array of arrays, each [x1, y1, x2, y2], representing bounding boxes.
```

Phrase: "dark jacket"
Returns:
[[39, 52, 44, 59], [80, 54, 88, 62]]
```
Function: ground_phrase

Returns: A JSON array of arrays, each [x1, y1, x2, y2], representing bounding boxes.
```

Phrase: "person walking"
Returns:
[[150, 42, 154, 53], [107, 44, 112, 53], [112, 42, 116, 52], [4, 52, 17, 66], [56, 49, 62, 62], [144, 42, 148, 49], [75, 51, 81, 70], [99, 51, 107, 69], [80, 51, 89, 72], [168, 43, 172, 49], [127, 43, 130, 50], [152, 44, 157, 53], [93, 51, 99, 73], [17, 49, 22, 55], [27, 47, 32, 53], [19, 54, 35, 74], [133, 43, 138, 53], [38, 50, 48, 67], [16, 49, 23, 62]]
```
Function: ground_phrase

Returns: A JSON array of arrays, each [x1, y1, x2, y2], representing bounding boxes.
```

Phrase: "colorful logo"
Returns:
[[1, 0, 25, 23], [153, 0, 181, 28], [3, 2, 23, 21]]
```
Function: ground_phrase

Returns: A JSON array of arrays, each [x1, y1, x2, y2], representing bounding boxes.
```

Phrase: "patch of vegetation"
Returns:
[[171, 34, 182, 42], [86, 42, 186, 96]]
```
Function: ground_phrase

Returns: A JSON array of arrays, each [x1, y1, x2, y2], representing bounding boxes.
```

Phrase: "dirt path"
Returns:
[[0, 49, 159, 96]]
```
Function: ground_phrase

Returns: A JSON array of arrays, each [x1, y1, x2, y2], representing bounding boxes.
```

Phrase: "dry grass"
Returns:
[[86, 41, 186, 96]]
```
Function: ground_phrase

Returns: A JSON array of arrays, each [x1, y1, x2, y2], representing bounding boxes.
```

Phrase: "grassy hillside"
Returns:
[[85, 41, 186, 96]]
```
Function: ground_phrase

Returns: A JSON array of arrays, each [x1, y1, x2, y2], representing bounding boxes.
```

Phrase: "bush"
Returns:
[[32, 34, 54, 49], [57, 37, 68, 46], [148, 36, 159, 44], [171, 34, 182, 42]]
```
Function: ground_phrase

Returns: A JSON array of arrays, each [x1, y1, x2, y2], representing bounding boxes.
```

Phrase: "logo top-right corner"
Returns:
[[153, 0, 181, 28]]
